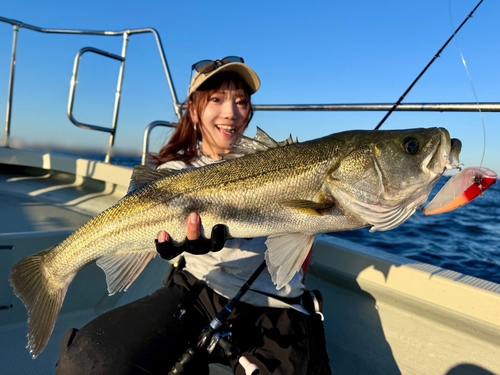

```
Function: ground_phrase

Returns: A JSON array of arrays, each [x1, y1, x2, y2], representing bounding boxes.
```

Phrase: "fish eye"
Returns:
[[403, 137, 420, 155]]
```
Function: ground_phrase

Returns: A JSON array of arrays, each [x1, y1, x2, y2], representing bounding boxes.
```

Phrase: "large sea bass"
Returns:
[[10, 127, 460, 358]]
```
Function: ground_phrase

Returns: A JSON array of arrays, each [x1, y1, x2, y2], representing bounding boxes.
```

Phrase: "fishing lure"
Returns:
[[423, 167, 497, 216]]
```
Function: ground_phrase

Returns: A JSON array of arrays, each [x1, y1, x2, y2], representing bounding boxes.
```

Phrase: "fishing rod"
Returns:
[[168, 261, 266, 375], [374, 0, 484, 130]]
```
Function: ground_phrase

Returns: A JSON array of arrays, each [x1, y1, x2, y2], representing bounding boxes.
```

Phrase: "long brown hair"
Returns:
[[149, 72, 254, 167]]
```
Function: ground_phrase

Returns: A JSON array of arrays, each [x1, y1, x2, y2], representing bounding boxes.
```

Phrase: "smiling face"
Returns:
[[190, 80, 251, 160]]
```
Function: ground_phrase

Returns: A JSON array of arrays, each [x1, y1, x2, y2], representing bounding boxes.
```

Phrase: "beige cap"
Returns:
[[188, 62, 261, 97]]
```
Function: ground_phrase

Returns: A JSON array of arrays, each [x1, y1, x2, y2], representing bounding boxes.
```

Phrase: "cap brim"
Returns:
[[189, 62, 261, 97]]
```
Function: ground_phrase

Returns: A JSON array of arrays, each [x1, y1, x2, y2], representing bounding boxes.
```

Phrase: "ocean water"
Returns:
[[328, 177, 500, 285], [107, 154, 500, 285]]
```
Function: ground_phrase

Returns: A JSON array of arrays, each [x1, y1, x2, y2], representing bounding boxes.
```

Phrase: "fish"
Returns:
[[423, 166, 497, 216], [10, 127, 461, 358]]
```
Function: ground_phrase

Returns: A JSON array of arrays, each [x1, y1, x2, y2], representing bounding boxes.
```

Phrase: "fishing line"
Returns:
[[448, 0, 487, 167], [374, 0, 484, 131]]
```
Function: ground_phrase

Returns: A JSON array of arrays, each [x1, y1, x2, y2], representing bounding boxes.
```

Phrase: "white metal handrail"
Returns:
[[0, 16, 181, 163], [141, 121, 177, 165], [67, 46, 126, 163]]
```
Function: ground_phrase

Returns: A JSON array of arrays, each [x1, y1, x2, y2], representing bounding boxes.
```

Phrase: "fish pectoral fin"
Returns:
[[279, 199, 335, 216], [127, 165, 178, 193], [265, 233, 316, 290], [96, 250, 157, 295]]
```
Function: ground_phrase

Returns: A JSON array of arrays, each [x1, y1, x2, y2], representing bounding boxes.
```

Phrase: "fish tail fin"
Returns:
[[9, 248, 69, 359]]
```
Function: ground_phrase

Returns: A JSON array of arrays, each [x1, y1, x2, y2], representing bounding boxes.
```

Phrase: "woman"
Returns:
[[56, 57, 331, 375]]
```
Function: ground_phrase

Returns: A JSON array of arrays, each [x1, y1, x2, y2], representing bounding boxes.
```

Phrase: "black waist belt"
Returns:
[[252, 289, 324, 318], [251, 290, 303, 306]]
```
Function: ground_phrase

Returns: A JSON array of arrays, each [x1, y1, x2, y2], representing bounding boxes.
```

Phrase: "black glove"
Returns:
[[155, 224, 229, 260]]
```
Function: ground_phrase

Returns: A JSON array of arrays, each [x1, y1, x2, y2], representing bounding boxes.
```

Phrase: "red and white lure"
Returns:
[[423, 167, 497, 216]]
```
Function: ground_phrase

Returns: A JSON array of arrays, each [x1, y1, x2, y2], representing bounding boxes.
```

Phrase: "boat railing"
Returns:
[[67, 46, 126, 157], [2, 16, 500, 166], [141, 100, 500, 165], [0, 16, 182, 163], [142, 120, 177, 165]]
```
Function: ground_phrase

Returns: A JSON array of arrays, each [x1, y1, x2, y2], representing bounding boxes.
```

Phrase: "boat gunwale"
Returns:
[[312, 235, 500, 329]]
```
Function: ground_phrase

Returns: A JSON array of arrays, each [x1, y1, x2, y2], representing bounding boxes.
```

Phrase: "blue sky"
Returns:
[[0, 0, 499, 173]]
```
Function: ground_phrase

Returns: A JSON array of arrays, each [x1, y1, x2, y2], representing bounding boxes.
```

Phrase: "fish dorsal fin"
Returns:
[[96, 250, 157, 295], [128, 165, 177, 193], [222, 127, 298, 160], [264, 233, 316, 290], [279, 199, 336, 216]]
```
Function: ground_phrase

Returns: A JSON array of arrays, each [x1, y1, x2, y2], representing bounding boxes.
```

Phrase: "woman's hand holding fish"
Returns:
[[155, 213, 228, 260], [157, 212, 201, 243]]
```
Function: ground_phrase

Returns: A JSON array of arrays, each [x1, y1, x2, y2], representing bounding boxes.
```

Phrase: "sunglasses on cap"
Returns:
[[191, 56, 245, 74]]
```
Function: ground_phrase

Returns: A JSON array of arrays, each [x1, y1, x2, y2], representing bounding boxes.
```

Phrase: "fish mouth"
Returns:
[[424, 129, 462, 175], [449, 138, 462, 168]]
